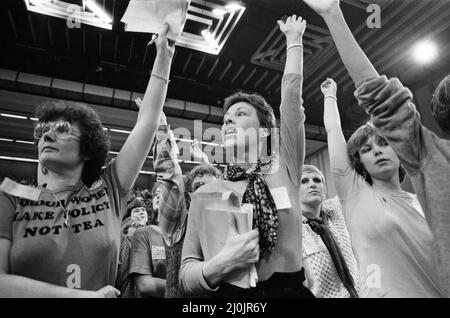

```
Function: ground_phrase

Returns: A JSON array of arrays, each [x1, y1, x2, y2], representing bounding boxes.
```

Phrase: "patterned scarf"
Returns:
[[222, 161, 278, 259], [305, 209, 359, 298]]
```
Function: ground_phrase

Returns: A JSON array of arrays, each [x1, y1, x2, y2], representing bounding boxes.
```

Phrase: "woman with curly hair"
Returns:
[[318, 76, 442, 297], [0, 26, 175, 297]]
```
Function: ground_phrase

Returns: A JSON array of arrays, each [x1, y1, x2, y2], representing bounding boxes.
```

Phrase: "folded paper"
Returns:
[[121, 0, 190, 41]]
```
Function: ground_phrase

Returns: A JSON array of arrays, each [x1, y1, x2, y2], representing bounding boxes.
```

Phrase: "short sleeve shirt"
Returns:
[[0, 159, 130, 290]]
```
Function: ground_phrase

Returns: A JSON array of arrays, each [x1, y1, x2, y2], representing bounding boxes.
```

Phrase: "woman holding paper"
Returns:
[[0, 25, 175, 297], [180, 15, 313, 297]]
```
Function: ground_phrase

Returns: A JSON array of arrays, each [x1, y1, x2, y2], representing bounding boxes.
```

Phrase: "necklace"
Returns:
[[49, 190, 70, 227]]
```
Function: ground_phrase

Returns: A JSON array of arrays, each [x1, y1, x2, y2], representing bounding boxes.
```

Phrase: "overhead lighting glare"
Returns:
[[140, 170, 156, 175], [0, 156, 39, 163], [84, 0, 113, 24], [225, 3, 244, 11], [1, 113, 27, 120], [0, 138, 14, 142], [212, 8, 227, 16], [110, 128, 131, 134], [16, 140, 35, 144], [412, 40, 438, 64]]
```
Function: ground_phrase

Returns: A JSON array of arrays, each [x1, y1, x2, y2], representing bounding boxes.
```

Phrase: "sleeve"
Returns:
[[179, 197, 218, 294], [354, 75, 438, 174], [330, 155, 365, 201], [129, 227, 153, 276], [101, 158, 131, 220], [279, 73, 306, 186], [0, 192, 16, 240], [153, 125, 187, 246]]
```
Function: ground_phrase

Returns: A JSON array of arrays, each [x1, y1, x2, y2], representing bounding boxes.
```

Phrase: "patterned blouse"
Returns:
[[302, 197, 359, 298]]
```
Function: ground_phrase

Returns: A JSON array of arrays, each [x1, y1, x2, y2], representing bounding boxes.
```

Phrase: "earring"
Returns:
[[361, 169, 368, 181]]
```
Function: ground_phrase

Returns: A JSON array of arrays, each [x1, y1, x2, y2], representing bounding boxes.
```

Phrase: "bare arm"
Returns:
[[134, 275, 166, 298], [321, 78, 350, 169], [303, 0, 378, 86], [0, 238, 118, 297], [115, 25, 175, 191]]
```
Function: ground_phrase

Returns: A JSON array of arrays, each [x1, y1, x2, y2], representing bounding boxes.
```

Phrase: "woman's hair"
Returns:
[[35, 100, 110, 187], [125, 199, 147, 219], [184, 164, 222, 193], [431, 74, 450, 134], [347, 122, 406, 185], [151, 182, 160, 198], [302, 164, 325, 183], [223, 92, 276, 129]]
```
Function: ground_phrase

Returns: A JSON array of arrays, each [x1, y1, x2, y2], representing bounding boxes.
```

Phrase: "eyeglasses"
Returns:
[[34, 121, 81, 140], [192, 181, 206, 192]]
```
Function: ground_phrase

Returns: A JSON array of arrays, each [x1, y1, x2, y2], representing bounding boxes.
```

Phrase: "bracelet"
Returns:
[[287, 43, 304, 52], [151, 73, 170, 84], [324, 95, 337, 101]]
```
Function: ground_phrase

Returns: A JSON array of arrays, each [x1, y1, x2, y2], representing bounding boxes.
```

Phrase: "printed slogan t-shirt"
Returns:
[[0, 159, 129, 291]]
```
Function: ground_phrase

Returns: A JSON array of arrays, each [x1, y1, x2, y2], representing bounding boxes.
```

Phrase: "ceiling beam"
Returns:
[[28, 15, 37, 44], [8, 10, 18, 40], [208, 58, 220, 79], [47, 20, 54, 47], [243, 68, 257, 86], [219, 61, 232, 81], [195, 55, 206, 76], [182, 53, 193, 74], [254, 70, 269, 89], [231, 64, 245, 84]]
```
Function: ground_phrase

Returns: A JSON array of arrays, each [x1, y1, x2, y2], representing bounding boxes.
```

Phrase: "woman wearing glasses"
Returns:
[[0, 26, 174, 297]]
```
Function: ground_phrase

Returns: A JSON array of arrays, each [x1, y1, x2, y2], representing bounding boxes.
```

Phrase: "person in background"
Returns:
[[302, 0, 450, 296], [300, 165, 359, 298], [0, 24, 175, 297], [152, 109, 221, 297]]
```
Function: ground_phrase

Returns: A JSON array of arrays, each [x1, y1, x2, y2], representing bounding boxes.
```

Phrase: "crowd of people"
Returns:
[[0, 0, 449, 298]]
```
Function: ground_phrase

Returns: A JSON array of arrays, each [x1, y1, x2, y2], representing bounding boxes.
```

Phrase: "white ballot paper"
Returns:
[[121, 0, 190, 41], [190, 190, 258, 289]]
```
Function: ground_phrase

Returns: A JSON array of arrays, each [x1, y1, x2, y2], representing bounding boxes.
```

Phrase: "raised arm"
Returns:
[[153, 111, 187, 246], [321, 79, 350, 170], [303, 0, 378, 86], [115, 25, 175, 191], [277, 15, 306, 184]]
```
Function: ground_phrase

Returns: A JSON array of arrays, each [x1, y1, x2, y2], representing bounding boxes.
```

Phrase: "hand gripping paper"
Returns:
[[121, 0, 190, 41]]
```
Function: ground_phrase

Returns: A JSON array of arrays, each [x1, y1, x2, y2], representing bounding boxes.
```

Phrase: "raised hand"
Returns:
[[321, 78, 337, 97], [134, 97, 142, 109], [156, 23, 175, 59], [159, 110, 168, 126], [94, 285, 121, 298], [302, 0, 340, 16], [191, 139, 209, 163], [277, 15, 307, 44]]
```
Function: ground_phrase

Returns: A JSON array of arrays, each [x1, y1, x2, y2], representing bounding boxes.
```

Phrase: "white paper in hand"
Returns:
[[121, 0, 190, 41]]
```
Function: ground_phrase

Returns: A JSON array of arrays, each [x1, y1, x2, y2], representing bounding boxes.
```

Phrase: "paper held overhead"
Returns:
[[121, 0, 190, 41]]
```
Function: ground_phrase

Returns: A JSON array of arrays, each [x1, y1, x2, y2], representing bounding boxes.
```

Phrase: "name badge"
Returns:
[[269, 187, 292, 210], [0, 178, 41, 201], [151, 246, 166, 260], [303, 227, 327, 256]]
